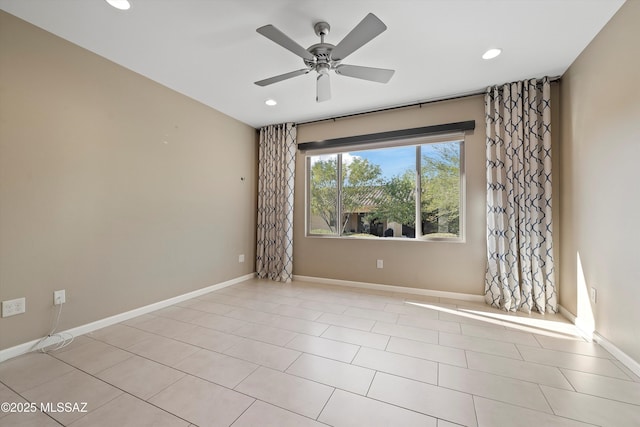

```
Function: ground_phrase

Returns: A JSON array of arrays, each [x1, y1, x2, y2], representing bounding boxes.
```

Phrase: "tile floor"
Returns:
[[1, 278, 639, 426]]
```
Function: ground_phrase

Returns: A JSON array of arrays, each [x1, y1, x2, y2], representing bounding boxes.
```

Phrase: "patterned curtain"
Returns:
[[484, 77, 557, 314], [256, 123, 296, 282]]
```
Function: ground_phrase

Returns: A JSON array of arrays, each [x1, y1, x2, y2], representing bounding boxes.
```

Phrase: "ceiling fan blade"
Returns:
[[316, 73, 331, 102], [257, 25, 315, 61], [254, 68, 310, 86], [331, 13, 387, 61], [334, 64, 395, 83]]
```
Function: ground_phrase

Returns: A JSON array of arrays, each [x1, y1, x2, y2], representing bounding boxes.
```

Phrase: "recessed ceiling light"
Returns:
[[265, 99, 277, 106], [482, 48, 502, 60], [105, 0, 131, 10]]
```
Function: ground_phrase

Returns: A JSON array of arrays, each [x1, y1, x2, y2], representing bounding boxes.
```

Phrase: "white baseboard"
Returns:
[[293, 275, 485, 302], [593, 332, 640, 378], [558, 305, 640, 378], [558, 304, 594, 341], [0, 273, 255, 363]]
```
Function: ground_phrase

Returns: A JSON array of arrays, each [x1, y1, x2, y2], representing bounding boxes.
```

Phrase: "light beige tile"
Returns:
[[438, 310, 506, 327], [174, 349, 257, 388], [439, 364, 552, 413], [368, 372, 477, 427], [69, 393, 188, 427], [268, 304, 322, 321], [23, 370, 121, 425], [474, 396, 595, 427], [352, 347, 438, 385], [316, 313, 375, 331], [264, 315, 329, 336], [152, 306, 208, 323], [0, 353, 75, 393], [437, 420, 466, 427], [0, 410, 61, 426], [321, 325, 389, 349], [96, 355, 185, 400], [231, 400, 325, 427], [286, 334, 359, 363], [343, 307, 398, 323], [517, 345, 630, 379], [150, 375, 254, 427], [233, 323, 298, 346], [561, 369, 640, 405], [541, 385, 640, 427], [398, 315, 461, 334], [189, 312, 247, 333], [439, 332, 522, 359], [121, 314, 157, 326], [286, 353, 374, 395], [299, 300, 348, 314], [178, 299, 234, 315], [88, 324, 156, 349], [319, 389, 437, 427], [45, 334, 95, 351], [384, 302, 440, 319], [372, 322, 439, 344], [204, 294, 280, 312], [0, 383, 26, 419], [345, 298, 388, 311], [127, 336, 199, 366], [225, 307, 277, 324], [235, 367, 333, 418], [223, 338, 301, 371], [172, 325, 242, 352], [535, 335, 613, 358], [133, 316, 197, 339], [461, 323, 540, 347], [611, 359, 640, 382], [52, 339, 132, 374], [386, 337, 467, 367], [466, 351, 573, 389]]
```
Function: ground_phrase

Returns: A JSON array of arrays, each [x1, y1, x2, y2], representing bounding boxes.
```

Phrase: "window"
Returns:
[[306, 134, 464, 240]]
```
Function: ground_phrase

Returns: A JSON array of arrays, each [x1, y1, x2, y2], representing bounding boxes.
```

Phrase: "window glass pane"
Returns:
[[309, 154, 338, 235], [342, 146, 416, 238], [420, 141, 461, 238]]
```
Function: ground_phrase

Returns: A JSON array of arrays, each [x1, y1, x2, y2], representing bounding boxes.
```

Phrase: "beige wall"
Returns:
[[559, 0, 640, 362], [0, 12, 257, 350], [295, 96, 487, 295]]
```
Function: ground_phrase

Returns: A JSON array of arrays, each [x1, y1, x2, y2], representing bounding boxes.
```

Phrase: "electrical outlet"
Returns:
[[376, 259, 384, 269], [54, 290, 66, 305], [590, 287, 597, 303], [2, 297, 26, 317], [238, 254, 245, 263]]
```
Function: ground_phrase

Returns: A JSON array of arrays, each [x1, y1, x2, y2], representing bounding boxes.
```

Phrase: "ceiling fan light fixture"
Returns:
[[482, 48, 502, 60], [265, 99, 277, 106], [105, 0, 131, 10]]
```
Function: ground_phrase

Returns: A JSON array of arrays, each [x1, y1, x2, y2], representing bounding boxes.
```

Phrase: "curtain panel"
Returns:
[[256, 123, 296, 282], [484, 77, 557, 314]]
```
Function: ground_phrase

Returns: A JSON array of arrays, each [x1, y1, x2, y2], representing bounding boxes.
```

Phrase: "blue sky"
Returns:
[[354, 146, 414, 179]]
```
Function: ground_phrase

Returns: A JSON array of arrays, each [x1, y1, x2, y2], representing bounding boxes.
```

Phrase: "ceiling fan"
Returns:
[[254, 13, 395, 102]]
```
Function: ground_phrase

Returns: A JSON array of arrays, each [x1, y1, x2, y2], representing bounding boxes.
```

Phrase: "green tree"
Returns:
[[309, 157, 339, 232], [371, 170, 416, 227], [421, 143, 460, 235], [309, 156, 383, 233]]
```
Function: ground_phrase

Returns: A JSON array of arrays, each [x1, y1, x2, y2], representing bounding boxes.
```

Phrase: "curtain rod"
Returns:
[[298, 76, 560, 126]]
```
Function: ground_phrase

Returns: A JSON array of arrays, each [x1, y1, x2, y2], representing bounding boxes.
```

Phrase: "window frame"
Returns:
[[304, 132, 466, 242]]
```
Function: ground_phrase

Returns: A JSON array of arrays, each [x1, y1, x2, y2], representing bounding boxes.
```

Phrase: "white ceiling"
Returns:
[[0, 0, 625, 128]]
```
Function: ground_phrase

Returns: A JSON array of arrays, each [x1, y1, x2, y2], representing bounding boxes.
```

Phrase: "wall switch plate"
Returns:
[[238, 254, 245, 263], [2, 297, 26, 317], [376, 259, 384, 269], [590, 287, 597, 303], [54, 290, 66, 305]]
